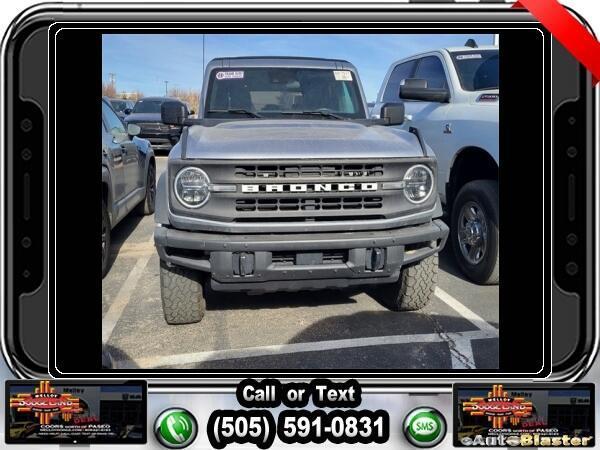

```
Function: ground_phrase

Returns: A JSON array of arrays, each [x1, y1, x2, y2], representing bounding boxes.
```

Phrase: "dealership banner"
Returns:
[[454, 384, 595, 447], [5, 380, 147, 445]]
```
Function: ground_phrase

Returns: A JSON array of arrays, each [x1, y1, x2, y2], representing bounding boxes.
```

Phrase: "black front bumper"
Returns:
[[154, 220, 448, 293], [139, 132, 179, 151]]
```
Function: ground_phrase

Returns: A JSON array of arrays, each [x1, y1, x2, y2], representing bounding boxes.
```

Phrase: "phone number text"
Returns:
[[208, 409, 389, 448]]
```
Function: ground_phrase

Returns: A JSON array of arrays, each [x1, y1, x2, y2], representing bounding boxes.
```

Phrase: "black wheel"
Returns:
[[451, 180, 499, 285], [375, 255, 438, 311], [160, 260, 206, 325], [102, 200, 111, 278], [136, 162, 156, 215]]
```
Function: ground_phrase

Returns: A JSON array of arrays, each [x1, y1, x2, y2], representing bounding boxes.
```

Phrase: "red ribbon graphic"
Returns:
[[513, 0, 600, 85]]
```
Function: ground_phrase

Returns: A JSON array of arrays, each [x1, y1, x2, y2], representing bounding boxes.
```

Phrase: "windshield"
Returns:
[[450, 50, 499, 91], [133, 99, 165, 114], [205, 67, 366, 119], [110, 100, 129, 112]]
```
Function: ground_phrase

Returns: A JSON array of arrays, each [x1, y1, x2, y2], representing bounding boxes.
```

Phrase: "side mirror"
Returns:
[[111, 127, 129, 144], [380, 103, 405, 126], [124, 108, 132, 115], [402, 78, 428, 89], [161, 101, 186, 126], [399, 79, 450, 103], [127, 123, 141, 136]]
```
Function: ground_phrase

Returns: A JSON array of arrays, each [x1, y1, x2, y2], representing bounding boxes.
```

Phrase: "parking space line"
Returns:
[[112, 329, 496, 369], [449, 336, 476, 370], [102, 256, 151, 344], [434, 287, 498, 335], [112, 241, 156, 258]]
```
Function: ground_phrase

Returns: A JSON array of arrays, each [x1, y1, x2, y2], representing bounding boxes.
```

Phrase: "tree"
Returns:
[[102, 81, 116, 98], [129, 91, 145, 101], [168, 87, 200, 114]]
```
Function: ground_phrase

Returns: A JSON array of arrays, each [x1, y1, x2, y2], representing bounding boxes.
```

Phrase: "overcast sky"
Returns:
[[102, 34, 495, 102]]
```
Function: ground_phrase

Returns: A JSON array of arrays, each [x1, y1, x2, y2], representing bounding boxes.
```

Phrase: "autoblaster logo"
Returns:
[[9, 380, 82, 425], [462, 385, 533, 429]]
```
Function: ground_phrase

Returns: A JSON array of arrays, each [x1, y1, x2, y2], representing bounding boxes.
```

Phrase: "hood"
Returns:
[[124, 112, 162, 123], [183, 119, 424, 159]]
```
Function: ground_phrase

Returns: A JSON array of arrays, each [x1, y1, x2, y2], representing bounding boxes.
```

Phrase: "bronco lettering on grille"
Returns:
[[241, 183, 378, 193]]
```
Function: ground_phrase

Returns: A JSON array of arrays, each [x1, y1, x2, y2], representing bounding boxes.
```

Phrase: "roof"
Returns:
[[212, 56, 350, 63], [206, 56, 355, 70], [444, 45, 498, 53], [387, 45, 498, 67]]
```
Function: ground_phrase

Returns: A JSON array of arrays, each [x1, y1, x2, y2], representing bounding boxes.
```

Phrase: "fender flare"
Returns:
[[154, 171, 170, 225], [446, 146, 498, 205]]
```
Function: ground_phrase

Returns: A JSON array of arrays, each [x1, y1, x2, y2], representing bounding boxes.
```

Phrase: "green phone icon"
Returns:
[[155, 408, 197, 449]]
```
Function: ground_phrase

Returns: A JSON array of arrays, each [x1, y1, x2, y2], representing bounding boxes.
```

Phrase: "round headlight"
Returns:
[[403, 165, 434, 204], [174, 167, 210, 208]]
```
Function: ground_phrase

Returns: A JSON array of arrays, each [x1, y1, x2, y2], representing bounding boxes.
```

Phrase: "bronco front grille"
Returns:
[[234, 164, 384, 179], [167, 158, 434, 228], [235, 196, 383, 212]]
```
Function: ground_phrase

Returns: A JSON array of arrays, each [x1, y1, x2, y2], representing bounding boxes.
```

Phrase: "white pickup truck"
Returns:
[[371, 43, 499, 285]]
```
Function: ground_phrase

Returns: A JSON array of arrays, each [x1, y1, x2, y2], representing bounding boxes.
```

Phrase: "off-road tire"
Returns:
[[101, 347, 114, 369], [160, 260, 206, 324], [378, 254, 438, 311], [136, 162, 156, 215], [102, 200, 111, 278], [451, 180, 499, 285]]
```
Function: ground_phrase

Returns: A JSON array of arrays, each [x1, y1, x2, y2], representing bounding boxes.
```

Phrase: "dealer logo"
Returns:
[[462, 384, 533, 429], [9, 380, 82, 425]]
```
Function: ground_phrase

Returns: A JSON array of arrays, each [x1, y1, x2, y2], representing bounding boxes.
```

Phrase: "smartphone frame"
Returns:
[[0, 3, 596, 386]]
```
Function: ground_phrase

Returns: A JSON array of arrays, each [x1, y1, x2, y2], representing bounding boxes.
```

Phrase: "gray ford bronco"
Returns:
[[154, 57, 449, 325]]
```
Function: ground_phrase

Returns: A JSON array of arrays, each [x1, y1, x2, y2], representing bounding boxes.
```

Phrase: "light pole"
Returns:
[[164, 80, 169, 96]]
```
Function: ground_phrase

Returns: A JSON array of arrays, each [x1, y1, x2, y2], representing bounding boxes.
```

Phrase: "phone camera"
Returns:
[[566, 262, 579, 276], [566, 146, 578, 158], [568, 116, 577, 125], [21, 148, 32, 161], [22, 269, 30, 279], [21, 237, 32, 248], [566, 233, 578, 246], [20, 118, 33, 132]]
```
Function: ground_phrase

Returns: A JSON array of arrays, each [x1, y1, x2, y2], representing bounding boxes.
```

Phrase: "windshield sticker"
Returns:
[[456, 54, 483, 60], [216, 71, 245, 80], [333, 70, 353, 81]]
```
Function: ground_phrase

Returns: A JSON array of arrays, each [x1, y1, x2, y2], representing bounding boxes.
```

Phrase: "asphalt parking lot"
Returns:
[[102, 156, 499, 371]]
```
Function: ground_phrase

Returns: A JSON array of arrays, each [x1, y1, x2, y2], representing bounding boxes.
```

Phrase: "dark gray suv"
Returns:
[[102, 98, 156, 277], [124, 97, 192, 152]]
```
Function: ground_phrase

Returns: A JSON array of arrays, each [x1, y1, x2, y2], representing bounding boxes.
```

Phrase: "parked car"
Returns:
[[124, 97, 193, 152], [153, 56, 448, 325], [372, 42, 499, 284], [108, 97, 135, 119], [102, 98, 156, 277]]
